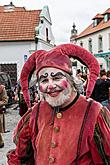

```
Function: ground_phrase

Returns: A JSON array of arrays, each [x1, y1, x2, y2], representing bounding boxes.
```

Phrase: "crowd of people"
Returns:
[[91, 69, 110, 108], [75, 68, 110, 110]]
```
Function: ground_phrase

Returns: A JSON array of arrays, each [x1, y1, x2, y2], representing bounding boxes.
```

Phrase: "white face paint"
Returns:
[[38, 67, 72, 107]]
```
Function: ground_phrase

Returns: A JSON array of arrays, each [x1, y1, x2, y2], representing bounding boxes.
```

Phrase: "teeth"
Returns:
[[47, 89, 62, 94]]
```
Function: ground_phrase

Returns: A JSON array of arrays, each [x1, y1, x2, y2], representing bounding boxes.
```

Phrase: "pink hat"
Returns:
[[20, 44, 100, 107], [36, 48, 72, 75]]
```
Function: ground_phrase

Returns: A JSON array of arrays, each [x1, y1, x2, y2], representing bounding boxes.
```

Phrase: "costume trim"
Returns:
[[75, 99, 93, 164], [94, 107, 110, 165], [101, 107, 110, 128]]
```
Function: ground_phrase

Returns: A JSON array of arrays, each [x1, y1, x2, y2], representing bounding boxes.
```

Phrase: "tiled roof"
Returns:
[[0, 6, 26, 12], [103, 8, 110, 14], [0, 5, 41, 41], [92, 13, 104, 20], [76, 8, 110, 39]]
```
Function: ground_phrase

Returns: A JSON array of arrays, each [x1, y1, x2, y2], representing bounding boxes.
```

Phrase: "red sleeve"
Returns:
[[7, 109, 32, 165], [90, 107, 110, 164]]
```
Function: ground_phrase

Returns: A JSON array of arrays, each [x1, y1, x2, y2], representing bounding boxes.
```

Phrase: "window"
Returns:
[[104, 14, 108, 22], [93, 19, 97, 27], [81, 66, 83, 72], [46, 28, 50, 43], [80, 41, 83, 47], [72, 61, 77, 67], [100, 64, 103, 69], [88, 38, 92, 53], [41, 20, 43, 24], [98, 35, 103, 52]]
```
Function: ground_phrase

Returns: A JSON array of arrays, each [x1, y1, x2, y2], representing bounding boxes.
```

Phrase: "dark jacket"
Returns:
[[91, 78, 110, 102]]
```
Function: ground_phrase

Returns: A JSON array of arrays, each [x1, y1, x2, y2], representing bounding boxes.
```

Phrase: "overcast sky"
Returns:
[[1, 0, 110, 45]]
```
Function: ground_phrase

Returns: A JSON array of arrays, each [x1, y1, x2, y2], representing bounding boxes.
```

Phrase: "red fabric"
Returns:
[[7, 96, 110, 165], [36, 50, 72, 75], [19, 102, 28, 117], [7, 150, 20, 165], [7, 110, 32, 164]]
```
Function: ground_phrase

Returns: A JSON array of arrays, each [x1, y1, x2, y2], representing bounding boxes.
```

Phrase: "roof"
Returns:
[[0, 5, 26, 12], [92, 13, 104, 20], [0, 3, 41, 41], [103, 8, 110, 14], [76, 8, 110, 39]]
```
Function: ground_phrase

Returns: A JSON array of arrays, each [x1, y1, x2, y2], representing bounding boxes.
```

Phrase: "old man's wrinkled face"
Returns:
[[38, 67, 72, 107]]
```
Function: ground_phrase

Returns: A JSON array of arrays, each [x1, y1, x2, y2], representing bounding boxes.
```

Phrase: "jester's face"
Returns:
[[38, 67, 73, 107]]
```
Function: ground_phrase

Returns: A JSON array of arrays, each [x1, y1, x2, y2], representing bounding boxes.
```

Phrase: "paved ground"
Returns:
[[0, 104, 21, 165]]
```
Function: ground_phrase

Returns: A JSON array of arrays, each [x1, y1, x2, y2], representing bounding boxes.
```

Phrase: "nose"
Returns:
[[48, 84, 56, 90]]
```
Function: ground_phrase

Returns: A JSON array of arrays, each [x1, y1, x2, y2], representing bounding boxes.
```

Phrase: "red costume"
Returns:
[[7, 44, 110, 164]]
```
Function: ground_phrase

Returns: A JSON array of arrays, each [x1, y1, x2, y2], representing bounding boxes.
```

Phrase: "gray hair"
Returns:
[[65, 73, 78, 92]]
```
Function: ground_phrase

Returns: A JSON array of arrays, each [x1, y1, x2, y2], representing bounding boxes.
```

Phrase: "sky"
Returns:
[[1, 0, 110, 45]]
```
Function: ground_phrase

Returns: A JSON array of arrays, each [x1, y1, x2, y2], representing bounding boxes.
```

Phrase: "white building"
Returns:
[[70, 8, 110, 71], [0, 2, 55, 85]]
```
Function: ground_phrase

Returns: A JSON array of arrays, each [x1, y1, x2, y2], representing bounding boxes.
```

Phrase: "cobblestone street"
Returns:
[[0, 104, 21, 165]]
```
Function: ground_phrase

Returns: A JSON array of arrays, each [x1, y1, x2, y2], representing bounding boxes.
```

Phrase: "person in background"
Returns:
[[0, 83, 8, 148], [107, 70, 110, 79], [82, 69, 88, 81], [74, 69, 85, 94], [7, 44, 110, 164], [15, 79, 38, 117], [106, 70, 110, 110], [83, 69, 90, 95], [91, 69, 110, 108]]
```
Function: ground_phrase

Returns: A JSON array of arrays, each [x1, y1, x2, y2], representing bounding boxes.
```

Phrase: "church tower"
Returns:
[[70, 22, 78, 44]]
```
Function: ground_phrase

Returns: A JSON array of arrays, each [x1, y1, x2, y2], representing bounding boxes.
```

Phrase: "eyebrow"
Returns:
[[51, 72, 66, 77], [39, 72, 65, 81], [39, 73, 48, 81]]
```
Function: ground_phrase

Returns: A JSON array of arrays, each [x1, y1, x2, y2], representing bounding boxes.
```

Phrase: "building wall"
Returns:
[[0, 39, 55, 81], [76, 28, 110, 70], [35, 5, 55, 46], [0, 5, 55, 83], [0, 41, 32, 80], [76, 28, 110, 54], [38, 18, 55, 45]]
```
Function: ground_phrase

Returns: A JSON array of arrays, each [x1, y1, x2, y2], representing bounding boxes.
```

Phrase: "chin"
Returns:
[[41, 84, 72, 107], [45, 93, 71, 107]]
